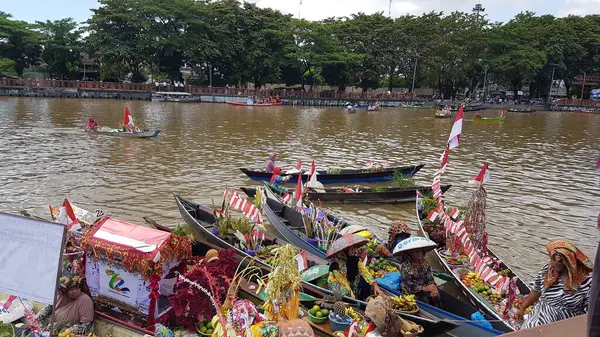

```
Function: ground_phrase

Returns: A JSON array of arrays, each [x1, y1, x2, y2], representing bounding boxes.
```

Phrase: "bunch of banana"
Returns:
[[462, 272, 484, 287], [344, 307, 359, 320], [391, 295, 417, 312], [211, 314, 224, 337]]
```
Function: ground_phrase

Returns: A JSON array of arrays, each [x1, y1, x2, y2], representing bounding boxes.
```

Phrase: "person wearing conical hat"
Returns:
[[327, 234, 384, 301], [393, 236, 439, 306]]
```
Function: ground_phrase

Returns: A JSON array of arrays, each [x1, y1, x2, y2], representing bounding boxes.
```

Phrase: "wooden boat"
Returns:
[[366, 104, 380, 111], [435, 110, 452, 118], [259, 186, 506, 334], [226, 101, 283, 107], [241, 184, 452, 204], [151, 92, 200, 102], [173, 195, 503, 336], [507, 108, 536, 113], [473, 117, 505, 123], [415, 195, 531, 332], [399, 104, 436, 109], [240, 163, 425, 184], [442, 104, 486, 112], [89, 128, 160, 138]]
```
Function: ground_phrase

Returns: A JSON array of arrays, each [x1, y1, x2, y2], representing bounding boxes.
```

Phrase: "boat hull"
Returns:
[[473, 117, 505, 123], [226, 101, 283, 107], [90, 129, 161, 138], [157, 98, 200, 103], [241, 184, 451, 204], [240, 164, 425, 184]]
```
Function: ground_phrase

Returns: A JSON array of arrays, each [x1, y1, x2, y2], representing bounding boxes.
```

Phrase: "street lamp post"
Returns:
[[482, 65, 488, 101], [411, 56, 418, 96], [472, 3, 485, 23], [548, 65, 556, 103]]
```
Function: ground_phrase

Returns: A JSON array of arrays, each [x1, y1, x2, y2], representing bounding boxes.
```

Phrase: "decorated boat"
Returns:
[[435, 108, 452, 118], [415, 194, 531, 331], [240, 163, 425, 184], [241, 184, 452, 204], [399, 104, 436, 109], [88, 107, 160, 138], [173, 194, 504, 336], [151, 92, 200, 102], [366, 103, 380, 111], [442, 104, 487, 112]]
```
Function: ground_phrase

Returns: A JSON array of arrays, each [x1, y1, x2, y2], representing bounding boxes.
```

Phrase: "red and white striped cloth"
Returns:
[[447, 105, 463, 149], [223, 190, 263, 224]]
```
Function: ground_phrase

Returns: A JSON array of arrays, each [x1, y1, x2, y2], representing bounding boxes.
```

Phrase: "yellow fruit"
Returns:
[[313, 305, 320, 311], [64, 329, 72, 335], [316, 311, 323, 318]]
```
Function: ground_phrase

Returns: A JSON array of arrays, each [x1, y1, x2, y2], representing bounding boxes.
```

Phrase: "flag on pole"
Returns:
[[294, 251, 308, 271], [294, 174, 303, 207], [447, 105, 463, 149], [123, 107, 134, 126], [427, 209, 439, 222], [499, 109, 504, 117], [296, 161, 303, 171], [468, 162, 490, 184], [440, 147, 449, 173], [449, 208, 460, 220], [57, 199, 81, 231]]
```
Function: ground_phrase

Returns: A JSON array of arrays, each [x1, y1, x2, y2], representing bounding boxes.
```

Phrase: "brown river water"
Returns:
[[0, 97, 598, 281]]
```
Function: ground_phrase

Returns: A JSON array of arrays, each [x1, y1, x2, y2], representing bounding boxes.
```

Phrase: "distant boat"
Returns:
[[507, 107, 536, 113], [151, 92, 200, 102], [226, 101, 283, 107]]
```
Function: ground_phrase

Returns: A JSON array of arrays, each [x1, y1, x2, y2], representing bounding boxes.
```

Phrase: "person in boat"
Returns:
[[86, 118, 98, 130], [327, 235, 384, 301], [394, 237, 440, 306], [376, 221, 412, 257], [475, 113, 482, 119], [518, 240, 593, 328], [36, 275, 95, 335], [276, 94, 280, 102], [269, 167, 290, 188], [265, 153, 277, 173]]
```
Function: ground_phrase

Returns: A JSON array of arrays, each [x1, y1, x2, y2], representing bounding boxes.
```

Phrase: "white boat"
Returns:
[[151, 92, 200, 102]]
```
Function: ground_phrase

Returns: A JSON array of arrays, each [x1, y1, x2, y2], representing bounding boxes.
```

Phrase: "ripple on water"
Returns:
[[0, 98, 598, 282]]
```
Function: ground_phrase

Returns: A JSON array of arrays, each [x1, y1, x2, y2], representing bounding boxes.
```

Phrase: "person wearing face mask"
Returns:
[[36, 275, 95, 335], [518, 240, 593, 328], [326, 234, 384, 301]]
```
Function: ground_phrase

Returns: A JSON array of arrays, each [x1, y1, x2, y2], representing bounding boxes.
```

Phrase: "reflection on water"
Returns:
[[0, 97, 598, 281]]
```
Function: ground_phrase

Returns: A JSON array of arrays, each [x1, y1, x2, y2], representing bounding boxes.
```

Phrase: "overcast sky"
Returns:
[[3, 0, 598, 24]]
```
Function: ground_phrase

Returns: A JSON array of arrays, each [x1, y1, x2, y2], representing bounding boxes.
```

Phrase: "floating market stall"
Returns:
[[80, 216, 191, 329]]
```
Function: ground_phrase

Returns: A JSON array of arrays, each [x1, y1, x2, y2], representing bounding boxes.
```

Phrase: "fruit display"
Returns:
[[308, 305, 330, 320], [57, 329, 73, 337], [472, 285, 492, 297], [514, 299, 533, 314], [401, 319, 423, 335], [497, 269, 510, 277], [391, 295, 418, 312], [367, 257, 398, 278], [344, 307, 359, 320], [445, 254, 469, 265], [197, 318, 215, 336], [461, 271, 484, 288]]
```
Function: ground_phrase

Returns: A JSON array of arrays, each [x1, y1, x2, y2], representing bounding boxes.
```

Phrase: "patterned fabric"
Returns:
[[545, 240, 593, 291], [155, 323, 175, 337], [387, 221, 410, 250], [328, 254, 374, 299], [523, 264, 592, 328], [59, 275, 84, 292], [36, 303, 95, 335], [397, 257, 435, 295], [277, 319, 313, 337]]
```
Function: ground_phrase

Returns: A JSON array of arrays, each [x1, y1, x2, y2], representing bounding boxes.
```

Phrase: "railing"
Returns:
[[554, 99, 600, 106], [0, 77, 416, 100]]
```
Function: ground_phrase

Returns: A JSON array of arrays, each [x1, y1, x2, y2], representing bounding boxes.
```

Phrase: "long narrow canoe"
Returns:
[[507, 108, 536, 113], [89, 128, 160, 138], [473, 117, 505, 123], [242, 184, 451, 204], [226, 101, 283, 107], [173, 194, 501, 336], [415, 195, 531, 332], [260, 186, 505, 334], [240, 163, 425, 184]]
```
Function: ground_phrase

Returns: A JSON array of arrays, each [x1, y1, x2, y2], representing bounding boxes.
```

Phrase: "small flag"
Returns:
[[427, 209, 439, 222], [123, 107, 134, 126], [57, 199, 81, 231], [360, 250, 368, 266], [449, 208, 460, 220], [296, 160, 303, 171], [499, 109, 504, 117], [440, 148, 449, 173], [294, 251, 308, 271], [468, 162, 490, 185], [447, 105, 463, 149], [294, 174, 303, 207]]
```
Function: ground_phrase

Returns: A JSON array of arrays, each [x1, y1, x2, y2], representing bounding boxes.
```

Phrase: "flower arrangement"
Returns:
[[261, 245, 302, 321]]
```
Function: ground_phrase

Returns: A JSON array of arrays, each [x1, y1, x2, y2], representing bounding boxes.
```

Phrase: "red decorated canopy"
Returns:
[[82, 217, 191, 279]]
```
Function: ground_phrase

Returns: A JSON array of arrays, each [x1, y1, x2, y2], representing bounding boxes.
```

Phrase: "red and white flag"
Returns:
[[294, 251, 308, 271], [123, 107, 134, 126], [296, 160, 303, 171], [447, 105, 463, 149], [499, 109, 504, 117], [449, 208, 460, 220], [427, 209, 439, 222], [468, 162, 490, 185], [294, 174, 303, 207], [57, 199, 81, 231], [439, 147, 449, 173]]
